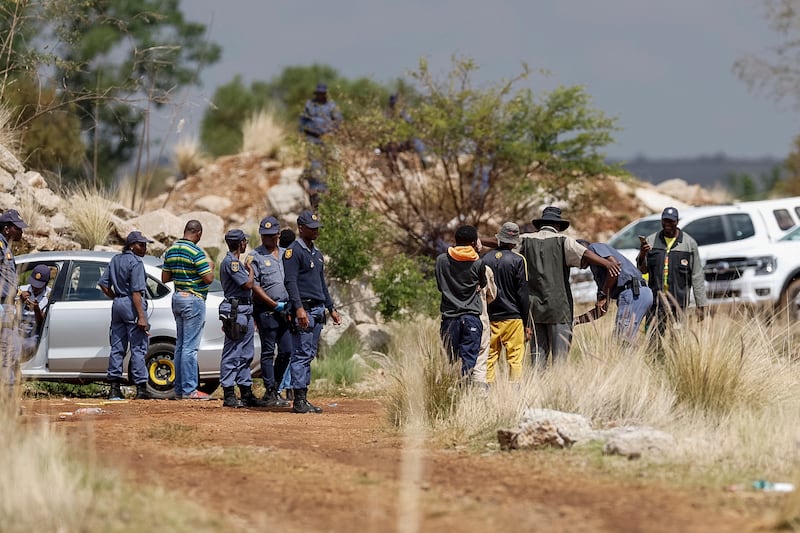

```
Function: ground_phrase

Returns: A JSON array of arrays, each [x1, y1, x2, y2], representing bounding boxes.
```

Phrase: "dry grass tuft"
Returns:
[[63, 185, 113, 249], [173, 137, 207, 178], [0, 104, 21, 157], [241, 108, 286, 158]]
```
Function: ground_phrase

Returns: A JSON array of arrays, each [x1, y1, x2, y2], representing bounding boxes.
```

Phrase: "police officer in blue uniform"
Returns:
[[219, 229, 267, 408], [0, 209, 27, 388], [99, 231, 153, 400], [283, 210, 341, 414], [246, 216, 292, 408]]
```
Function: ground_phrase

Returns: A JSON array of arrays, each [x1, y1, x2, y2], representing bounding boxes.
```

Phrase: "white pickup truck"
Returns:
[[572, 197, 800, 306], [703, 225, 800, 318]]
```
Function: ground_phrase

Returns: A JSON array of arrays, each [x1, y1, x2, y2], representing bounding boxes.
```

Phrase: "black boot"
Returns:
[[134, 383, 152, 400], [239, 385, 268, 407], [108, 381, 124, 401], [222, 386, 242, 408], [292, 388, 322, 414], [263, 385, 291, 408]]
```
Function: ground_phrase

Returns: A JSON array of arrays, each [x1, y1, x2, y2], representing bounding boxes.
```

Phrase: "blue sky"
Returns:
[[168, 0, 798, 160]]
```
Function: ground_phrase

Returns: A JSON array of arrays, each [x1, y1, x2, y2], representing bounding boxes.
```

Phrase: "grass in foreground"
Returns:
[[0, 397, 228, 532]]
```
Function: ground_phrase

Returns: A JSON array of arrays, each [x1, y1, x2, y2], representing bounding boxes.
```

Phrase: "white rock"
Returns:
[[519, 408, 594, 445], [127, 209, 184, 242], [193, 195, 232, 212], [266, 183, 306, 215], [0, 145, 24, 174], [279, 167, 304, 185]]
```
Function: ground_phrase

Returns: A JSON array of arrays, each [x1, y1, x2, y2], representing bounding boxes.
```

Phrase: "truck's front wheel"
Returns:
[[780, 278, 800, 321]]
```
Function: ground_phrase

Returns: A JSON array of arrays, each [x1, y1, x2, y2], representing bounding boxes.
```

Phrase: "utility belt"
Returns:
[[220, 298, 249, 340], [622, 279, 646, 299], [301, 298, 324, 311]]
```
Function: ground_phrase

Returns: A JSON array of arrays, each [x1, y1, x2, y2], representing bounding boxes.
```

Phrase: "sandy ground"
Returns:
[[21, 396, 773, 532]]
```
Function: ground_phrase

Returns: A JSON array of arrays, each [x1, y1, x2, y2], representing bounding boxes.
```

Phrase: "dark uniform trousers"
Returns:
[[289, 304, 325, 389], [255, 308, 292, 389], [219, 301, 254, 388]]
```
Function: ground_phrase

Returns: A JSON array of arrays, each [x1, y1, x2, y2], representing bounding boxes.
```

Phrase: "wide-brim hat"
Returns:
[[532, 206, 570, 231]]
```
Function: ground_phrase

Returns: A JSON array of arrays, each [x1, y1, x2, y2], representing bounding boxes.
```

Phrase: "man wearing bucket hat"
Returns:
[[481, 222, 530, 384], [18, 264, 52, 356], [520, 207, 620, 366], [636, 206, 706, 337], [0, 209, 28, 386], [99, 230, 154, 400], [246, 215, 292, 408]]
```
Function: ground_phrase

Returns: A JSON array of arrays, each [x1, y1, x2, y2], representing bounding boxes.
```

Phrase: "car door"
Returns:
[[46, 260, 114, 373]]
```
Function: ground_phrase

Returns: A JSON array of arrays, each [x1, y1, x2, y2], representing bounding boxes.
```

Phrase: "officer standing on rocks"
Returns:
[[219, 229, 267, 408], [283, 210, 341, 414]]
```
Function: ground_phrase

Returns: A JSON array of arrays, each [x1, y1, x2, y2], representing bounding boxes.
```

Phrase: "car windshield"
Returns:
[[608, 219, 663, 249], [780, 226, 800, 242]]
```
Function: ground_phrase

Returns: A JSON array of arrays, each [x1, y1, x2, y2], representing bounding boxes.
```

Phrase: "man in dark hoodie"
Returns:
[[434, 225, 487, 377]]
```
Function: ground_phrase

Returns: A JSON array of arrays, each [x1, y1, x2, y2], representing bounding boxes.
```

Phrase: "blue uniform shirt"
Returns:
[[220, 251, 252, 300], [0, 234, 17, 301], [283, 239, 334, 312], [99, 250, 147, 298], [299, 99, 342, 139], [246, 245, 289, 302], [587, 243, 643, 299]]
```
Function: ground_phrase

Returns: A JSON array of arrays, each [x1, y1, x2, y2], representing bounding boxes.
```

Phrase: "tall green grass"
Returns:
[[311, 330, 371, 392]]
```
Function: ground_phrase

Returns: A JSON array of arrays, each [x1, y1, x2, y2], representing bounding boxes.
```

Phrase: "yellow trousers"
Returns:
[[488, 319, 524, 383]]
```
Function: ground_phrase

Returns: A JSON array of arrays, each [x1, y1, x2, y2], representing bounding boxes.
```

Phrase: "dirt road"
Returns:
[[23, 397, 763, 532]]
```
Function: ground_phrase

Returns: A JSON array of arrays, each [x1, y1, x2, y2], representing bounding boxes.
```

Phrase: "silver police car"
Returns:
[[16, 251, 253, 399]]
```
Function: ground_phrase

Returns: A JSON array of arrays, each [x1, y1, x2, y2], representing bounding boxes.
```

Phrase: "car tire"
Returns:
[[145, 341, 177, 399], [779, 278, 800, 322]]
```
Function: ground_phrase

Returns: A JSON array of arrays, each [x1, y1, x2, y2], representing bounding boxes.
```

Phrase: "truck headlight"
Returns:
[[753, 256, 777, 276]]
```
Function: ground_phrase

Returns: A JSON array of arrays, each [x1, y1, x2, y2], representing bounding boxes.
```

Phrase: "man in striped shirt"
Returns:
[[162, 220, 215, 400]]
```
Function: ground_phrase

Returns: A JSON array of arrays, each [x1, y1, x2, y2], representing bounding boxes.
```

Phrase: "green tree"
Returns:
[[200, 76, 266, 157], [734, 0, 800, 109], [316, 164, 380, 282], [199, 64, 403, 156], [0, 0, 220, 182], [372, 254, 438, 321], [342, 56, 620, 255], [3, 74, 84, 174]]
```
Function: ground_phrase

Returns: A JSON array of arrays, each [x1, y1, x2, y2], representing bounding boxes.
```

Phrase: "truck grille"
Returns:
[[704, 257, 750, 282]]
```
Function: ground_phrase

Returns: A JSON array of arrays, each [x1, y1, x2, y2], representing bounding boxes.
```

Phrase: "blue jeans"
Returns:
[[615, 286, 653, 341], [440, 314, 482, 376], [289, 305, 325, 389], [172, 291, 206, 397]]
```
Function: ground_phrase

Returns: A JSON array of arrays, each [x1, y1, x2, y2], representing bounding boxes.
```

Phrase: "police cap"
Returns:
[[259, 216, 280, 235], [297, 210, 321, 229]]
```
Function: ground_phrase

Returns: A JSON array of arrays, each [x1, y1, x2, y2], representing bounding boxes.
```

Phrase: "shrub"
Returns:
[[311, 330, 368, 391], [241, 108, 286, 157], [172, 137, 207, 178], [316, 168, 380, 282], [372, 254, 438, 321], [383, 318, 463, 428], [64, 185, 113, 249]]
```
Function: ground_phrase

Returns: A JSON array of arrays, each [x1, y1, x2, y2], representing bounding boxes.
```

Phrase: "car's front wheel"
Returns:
[[146, 342, 177, 399]]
